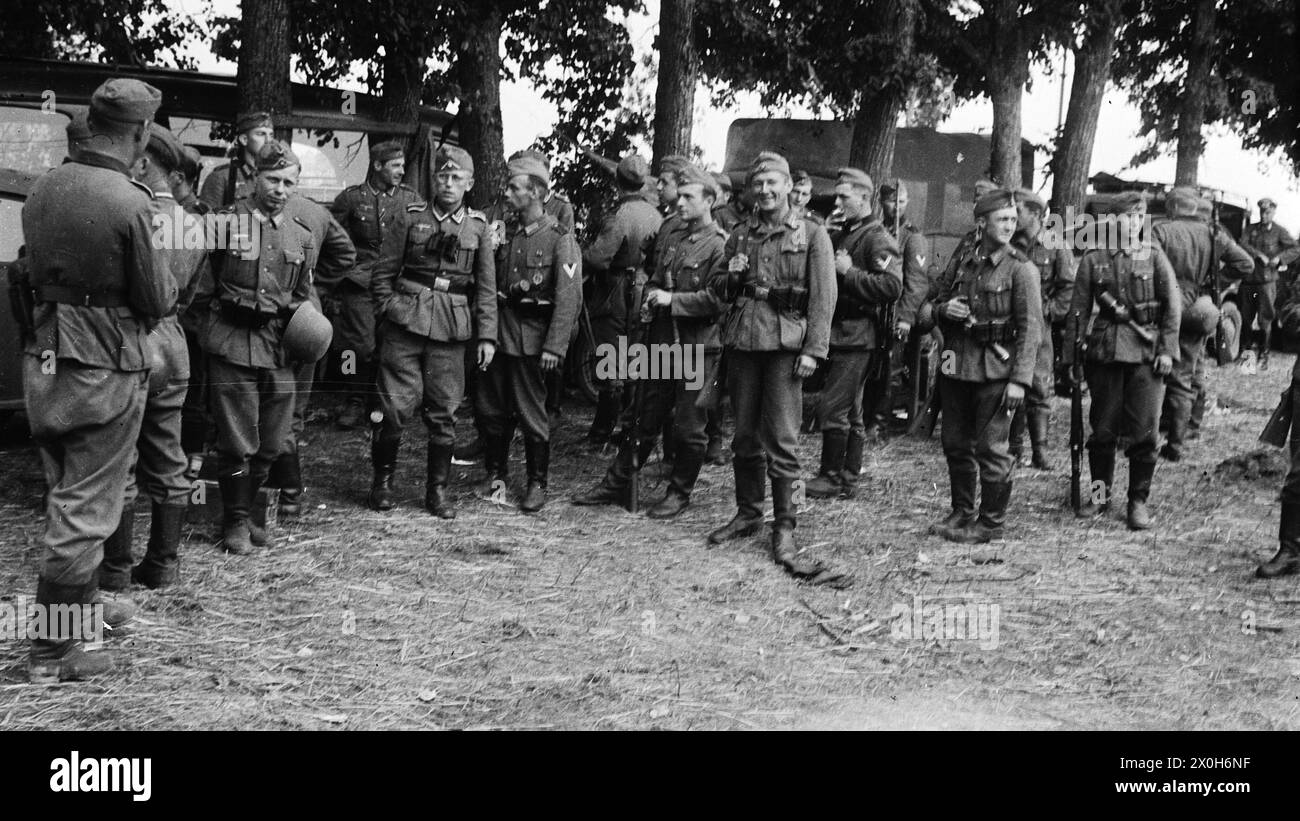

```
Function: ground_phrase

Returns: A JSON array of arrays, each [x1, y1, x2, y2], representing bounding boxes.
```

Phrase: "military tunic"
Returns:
[[583, 193, 663, 373], [1239, 221, 1300, 351], [198, 159, 256, 211], [865, 219, 930, 428]]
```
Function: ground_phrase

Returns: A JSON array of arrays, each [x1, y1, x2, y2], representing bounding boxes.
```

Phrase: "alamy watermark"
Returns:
[[1036, 208, 1151, 258], [890, 594, 1000, 650], [595, 336, 707, 390], [0, 596, 105, 643], [150, 210, 261, 257]]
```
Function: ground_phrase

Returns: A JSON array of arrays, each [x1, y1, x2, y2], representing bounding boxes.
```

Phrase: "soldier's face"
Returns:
[[676, 184, 712, 222], [752, 171, 792, 214], [1017, 203, 1042, 234], [1261, 205, 1276, 223], [241, 126, 274, 158], [881, 192, 907, 222], [168, 169, 193, 202], [791, 182, 812, 208], [657, 174, 679, 207], [255, 165, 300, 214], [978, 206, 1018, 247], [833, 183, 870, 221], [505, 174, 541, 212], [435, 169, 473, 210], [376, 158, 405, 188]]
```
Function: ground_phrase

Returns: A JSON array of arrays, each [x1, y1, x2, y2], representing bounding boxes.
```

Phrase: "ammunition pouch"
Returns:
[[498, 285, 555, 319], [400, 270, 472, 296], [1129, 300, 1163, 327], [968, 319, 1016, 345], [742, 283, 809, 313]]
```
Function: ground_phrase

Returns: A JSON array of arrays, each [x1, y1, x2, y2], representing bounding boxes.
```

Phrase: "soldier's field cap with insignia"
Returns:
[[1106, 190, 1147, 214], [1015, 187, 1045, 211], [676, 163, 720, 200], [748, 150, 790, 182], [1166, 185, 1200, 213], [145, 122, 186, 172], [1259, 197, 1277, 209], [974, 188, 1017, 217], [836, 167, 873, 192], [506, 155, 550, 188], [90, 78, 162, 124], [659, 154, 690, 176], [255, 140, 300, 172], [510, 147, 551, 170], [435, 144, 474, 174], [616, 153, 650, 188], [236, 110, 274, 133], [370, 140, 405, 163]]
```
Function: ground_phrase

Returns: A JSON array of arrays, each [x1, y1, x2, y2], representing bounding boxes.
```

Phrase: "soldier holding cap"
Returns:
[[475, 155, 582, 512], [328, 140, 425, 428], [1239, 197, 1299, 370], [1064, 191, 1180, 530], [582, 153, 664, 445], [927, 188, 1043, 544], [21, 78, 176, 682], [704, 150, 839, 583], [368, 144, 497, 518], [803, 167, 901, 500], [199, 110, 274, 210], [192, 140, 322, 555], [1150, 185, 1252, 462]]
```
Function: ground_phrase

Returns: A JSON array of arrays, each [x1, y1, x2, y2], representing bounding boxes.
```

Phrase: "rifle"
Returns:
[[1260, 387, 1294, 448], [624, 264, 681, 513], [1208, 194, 1234, 366], [1069, 307, 1086, 515]]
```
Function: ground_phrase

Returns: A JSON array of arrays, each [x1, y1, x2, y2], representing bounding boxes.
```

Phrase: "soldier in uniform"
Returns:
[[582, 154, 663, 444], [572, 163, 728, 516], [475, 155, 582, 512], [705, 151, 838, 582], [1261, 292, 1300, 577], [928, 189, 1043, 544], [199, 110, 273, 210], [368, 145, 497, 518], [790, 170, 816, 222], [1064, 191, 1181, 530], [804, 168, 901, 500], [1007, 189, 1076, 469], [193, 141, 320, 554], [174, 146, 209, 216], [1151, 186, 1252, 462], [711, 172, 743, 233], [20, 79, 176, 682], [1239, 197, 1299, 370], [328, 140, 424, 428]]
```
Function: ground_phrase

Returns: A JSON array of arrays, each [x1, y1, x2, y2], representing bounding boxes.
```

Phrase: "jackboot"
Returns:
[[476, 433, 511, 496], [1257, 501, 1300, 578], [934, 467, 977, 540], [708, 459, 766, 544], [98, 505, 135, 592], [770, 476, 819, 576], [1078, 449, 1115, 517], [270, 450, 304, 517], [246, 465, 271, 547], [28, 579, 115, 684], [367, 437, 400, 511], [1126, 459, 1156, 531], [571, 435, 649, 506], [1028, 407, 1054, 470], [954, 480, 1012, 543], [587, 390, 618, 445], [648, 451, 704, 519], [218, 469, 255, 555], [804, 430, 847, 499], [840, 432, 866, 499], [520, 439, 549, 512], [425, 441, 455, 519], [131, 502, 186, 589]]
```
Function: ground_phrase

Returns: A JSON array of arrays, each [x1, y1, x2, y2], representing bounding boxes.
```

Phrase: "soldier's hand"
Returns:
[[490, 220, 506, 250], [1004, 382, 1026, 411], [645, 289, 672, 309], [728, 254, 749, 274], [540, 351, 562, 372], [794, 355, 818, 378], [834, 249, 852, 274], [1153, 354, 1173, 376], [895, 321, 911, 341], [941, 297, 970, 322], [478, 340, 496, 371]]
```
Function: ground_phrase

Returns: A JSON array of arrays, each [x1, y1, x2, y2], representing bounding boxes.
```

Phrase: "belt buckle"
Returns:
[[753, 285, 770, 301], [434, 277, 450, 292]]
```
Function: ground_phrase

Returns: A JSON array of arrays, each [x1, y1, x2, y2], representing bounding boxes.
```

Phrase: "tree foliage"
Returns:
[[1, 0, 207, 68]]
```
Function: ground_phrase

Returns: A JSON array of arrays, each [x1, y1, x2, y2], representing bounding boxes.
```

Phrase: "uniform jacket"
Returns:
[[829, 216, 902, 350], [284, 195, 358, 292], [150, 194, 210, 383], [584, 193, 663, 321], [709, 206, 836, 360], [643, 218, 728, 351], [1241, 221, 1299, 283], [372, 203, 497, 345], [198, 159, 256, 211], [22, 152, 177, 372], [932, 228, 980, 300], [1150, 216, 1253, 307], [712, 203, 744, 233], [329, 181, 424, 288], [494, 213, 582, 358], [1064, 242, 1181, 366], [930, 242, 1043, 386], [1012, 229, 1076, 325], [887, 219, 930, 326]]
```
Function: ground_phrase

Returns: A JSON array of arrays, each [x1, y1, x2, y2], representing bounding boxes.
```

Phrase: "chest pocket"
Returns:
[[776, 231, 808, 285], [280, 249, 306, 290], [978, 276, 1012, 319], [406, 223, 435, 265], [352, 204, 381, 244], [452, 231, 479, 275], [524, 247, 555, 294], [678, 260, 704, 291]]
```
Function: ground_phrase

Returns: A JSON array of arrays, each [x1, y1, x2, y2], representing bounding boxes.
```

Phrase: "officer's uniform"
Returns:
[[1064, 194, 1180, 526], [197, 111, 271, 211], [929, 189, 1043, 542], [370, 145, 497, 518], [328, 141, 424, 423], [863, 203, 929, 434], [1151, 187, 1253, 460], [705, 152, 836, 577], [1240, 208, 1299, 360], [806, 168, 901, 500], [20, 79, 176, 681], [475, 156, 582, 510]]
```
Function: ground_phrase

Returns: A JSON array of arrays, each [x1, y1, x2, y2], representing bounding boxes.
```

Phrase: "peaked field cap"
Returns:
[[435, 145, 474, 174], [507, 155, 550, 187], [676, 163, 720, 200], [616, 153, 650, 187], [836, 167, 873, 191], [370, 140, 405, 163], [90, 78, 162, 124], [255, 140, 300, 171], [974, 188, 1017, 217], [1259, 197, 1277, 209], [748, 150, 790, 181], [236, 110, 274, 133]]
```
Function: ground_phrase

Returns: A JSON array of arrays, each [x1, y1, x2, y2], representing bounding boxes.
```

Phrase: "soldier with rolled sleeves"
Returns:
[[192, 141, 324, 554], [199, 110, 274, 210], [583, 154, 664, 444], [20, 79, 177, 682], [804, 168, 901, 500], [328, 140, 424, 428], [705, 151, 839, 582], [1260, 291, 1300, 577], [572, 163, 729, 516], [928, 189, 1043, 544], [475, 155, 582, 512], [1007, 188, 1075, 470], [1240, 197, 1299, 370], [1152, 185, 1253, 462], [1064, 191, 1181, 530], [368, 145, 497, 518]]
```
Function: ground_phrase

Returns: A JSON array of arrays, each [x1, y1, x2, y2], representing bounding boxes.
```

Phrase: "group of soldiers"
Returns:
[[13, 75, 1300, 684]]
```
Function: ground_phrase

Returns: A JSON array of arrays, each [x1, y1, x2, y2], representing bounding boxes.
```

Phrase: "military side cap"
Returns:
[[1259, 197, 1277, 209], [255, 140, 300, 171], [1016, 188, 1045, 211], [836, 167, 873, 191], [748, 150, 790, 181], [370, 140, 405, 164], [1184, 294, 1219, 336], [506, 155, 550, 187], [974, 188, 1017, 217], [712, 171, 733, 193], [676, 163, 720, 200], [65, 113, 92, 144], [435, 144, 473, 174], [659, 154, 690, 176], [974, 179, 998, 198], [879, 181, 906, 199], [1166, 185, 1200, 212], [90, 78, 162, 124], [616, 153, 650, 188], [284, 301, 334, 363], [510, 148, 551, 170], [1196, 198, 1213, 219], [145, 122, 186, 172], [236, 110, 274, 133], [792, 169, 812, 185], [1106, 190, 1146, 214]]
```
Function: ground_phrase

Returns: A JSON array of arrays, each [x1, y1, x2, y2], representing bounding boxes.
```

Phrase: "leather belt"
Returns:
[[35, 285, 128, 308]]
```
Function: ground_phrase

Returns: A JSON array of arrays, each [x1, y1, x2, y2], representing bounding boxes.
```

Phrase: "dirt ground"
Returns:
[[2, 354, 1299, 731]]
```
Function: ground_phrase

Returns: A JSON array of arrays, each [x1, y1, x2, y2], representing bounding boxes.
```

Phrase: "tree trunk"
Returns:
[[1175, 0, 1216, 185], [987, 0, 1027, 189], [651, 0, 698, 173], [379, 45, 426, 146], [1050, 3, 1119, 216], [848, 0, 916, 185], [453, 4, 506, 211], [237, 0, 292, 133]]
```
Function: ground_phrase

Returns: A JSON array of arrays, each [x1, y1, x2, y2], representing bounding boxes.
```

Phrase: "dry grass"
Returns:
[[2, 356, 1299, 730]]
